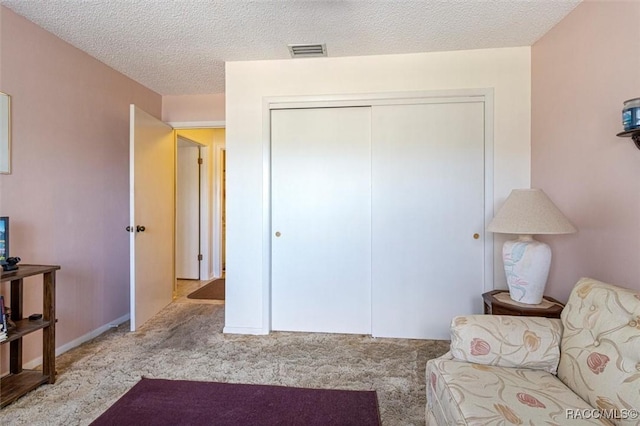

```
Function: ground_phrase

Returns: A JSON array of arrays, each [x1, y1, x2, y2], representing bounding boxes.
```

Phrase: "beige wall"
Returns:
[[532, 0, 640, 300], [162, 94, 225, 123], [225, 47, 532, 333], [0, 6, 162, 370]]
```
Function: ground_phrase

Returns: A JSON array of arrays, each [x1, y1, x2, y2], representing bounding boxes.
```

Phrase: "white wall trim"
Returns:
[[268, 90, 490, 109], [19, 314, 131, 371], [169, 121, 226, 129], [212, 141, 226, 278], [129, 105, 137, 329], [199, 145, 211, 280], [261, 89, 495, 334], [222, 326, 269, 335], [261, 98, 273, 334], [483, 92, 496, 293]]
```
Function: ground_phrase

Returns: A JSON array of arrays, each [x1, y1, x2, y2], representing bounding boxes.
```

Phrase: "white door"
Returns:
[[176, 143, 200, 279], [371, 102, 485, 339], [129, 105, 175, 331], [271, 107, 372, 334]]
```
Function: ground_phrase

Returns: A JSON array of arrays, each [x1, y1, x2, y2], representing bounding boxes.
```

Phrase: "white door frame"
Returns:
[[199, 144, 211, 280], [212, 141, 226, 278], [261, 89, 495, 334], [168, 121, 226, 282]]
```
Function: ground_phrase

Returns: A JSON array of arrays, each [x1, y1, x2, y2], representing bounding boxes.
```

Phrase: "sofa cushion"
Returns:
[[558, 278, 640, 424], [449, 314, 563, 374], [426, 358, 604, 425]]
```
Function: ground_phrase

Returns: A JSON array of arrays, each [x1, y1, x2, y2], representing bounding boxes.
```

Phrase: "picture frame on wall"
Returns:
[[0, 92, 11, 174]]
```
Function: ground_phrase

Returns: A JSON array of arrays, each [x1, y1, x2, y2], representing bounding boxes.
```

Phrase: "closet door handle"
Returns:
[[473, 233, 480, 240]]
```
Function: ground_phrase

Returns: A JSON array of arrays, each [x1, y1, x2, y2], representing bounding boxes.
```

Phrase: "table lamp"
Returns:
[[488, 189, 577, 304]]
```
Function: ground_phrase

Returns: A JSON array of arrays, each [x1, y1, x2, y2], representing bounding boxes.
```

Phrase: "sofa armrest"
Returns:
[[449, 315, 563, 374]]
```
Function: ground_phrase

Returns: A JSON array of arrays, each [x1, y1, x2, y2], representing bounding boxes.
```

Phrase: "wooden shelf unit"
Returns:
[[1, 264, 60, 408]]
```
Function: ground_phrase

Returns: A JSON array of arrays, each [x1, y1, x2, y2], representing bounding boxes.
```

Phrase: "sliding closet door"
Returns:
[[371, 102, 485, 339], [271, 107, 372, 334]]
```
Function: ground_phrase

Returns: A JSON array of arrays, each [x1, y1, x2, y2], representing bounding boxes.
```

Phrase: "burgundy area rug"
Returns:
[[91, 378, 381, 425]]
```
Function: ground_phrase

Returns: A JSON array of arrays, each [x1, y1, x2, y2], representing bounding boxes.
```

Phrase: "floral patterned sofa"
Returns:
[[426, 278, 640, 425]]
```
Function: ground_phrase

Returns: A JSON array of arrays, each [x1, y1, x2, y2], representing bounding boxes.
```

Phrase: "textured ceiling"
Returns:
[[0, 0, 581, 95]]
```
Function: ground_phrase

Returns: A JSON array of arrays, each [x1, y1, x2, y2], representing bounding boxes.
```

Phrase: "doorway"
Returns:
[[129, 113, 225, 328], [174, 127, 226, 302], [173, 127, 226, 284]]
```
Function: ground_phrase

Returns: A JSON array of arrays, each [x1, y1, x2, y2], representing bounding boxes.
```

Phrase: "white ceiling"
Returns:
[[0, 0, 581, 95]]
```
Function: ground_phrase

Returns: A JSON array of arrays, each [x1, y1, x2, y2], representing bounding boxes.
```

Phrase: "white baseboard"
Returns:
[[223, 325, 268, 335], [168, 121, 225, 128], [20, 313, 130, 370]]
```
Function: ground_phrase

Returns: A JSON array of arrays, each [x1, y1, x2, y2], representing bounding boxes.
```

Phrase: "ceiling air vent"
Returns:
[[288, 43, 327, 58]]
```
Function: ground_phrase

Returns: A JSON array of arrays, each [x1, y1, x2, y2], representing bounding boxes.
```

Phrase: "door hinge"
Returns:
[[198, 157, 203, 165], [198, 254, 203, 261]]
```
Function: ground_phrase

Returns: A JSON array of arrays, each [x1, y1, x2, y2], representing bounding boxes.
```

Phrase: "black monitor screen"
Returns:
[[0, 216, 8, 263]]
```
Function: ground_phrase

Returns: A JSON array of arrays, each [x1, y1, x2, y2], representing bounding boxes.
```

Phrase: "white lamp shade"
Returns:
[[488, 189, 577, 235]]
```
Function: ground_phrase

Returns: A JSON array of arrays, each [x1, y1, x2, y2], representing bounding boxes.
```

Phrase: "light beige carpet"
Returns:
[[1, 303, 450, 425]]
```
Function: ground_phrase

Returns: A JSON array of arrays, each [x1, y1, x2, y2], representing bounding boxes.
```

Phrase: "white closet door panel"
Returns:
[[371, 102, 485, 339], [271, 107, 372, 334]]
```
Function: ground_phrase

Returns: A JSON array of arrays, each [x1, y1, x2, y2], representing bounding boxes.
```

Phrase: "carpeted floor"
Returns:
[[1, 299, 450, 425]]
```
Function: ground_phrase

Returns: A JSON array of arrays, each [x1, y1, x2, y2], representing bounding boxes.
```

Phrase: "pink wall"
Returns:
[[0, 6, 162, 368], [162, 94, 225, 123], [532, 0, 640, 301]]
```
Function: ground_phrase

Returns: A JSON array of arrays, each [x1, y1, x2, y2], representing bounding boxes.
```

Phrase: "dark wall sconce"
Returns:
[[617, 97, 640, 150]]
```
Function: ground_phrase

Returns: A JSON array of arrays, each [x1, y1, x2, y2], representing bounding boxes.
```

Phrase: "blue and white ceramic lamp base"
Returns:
[[502, 235, 551, 305]]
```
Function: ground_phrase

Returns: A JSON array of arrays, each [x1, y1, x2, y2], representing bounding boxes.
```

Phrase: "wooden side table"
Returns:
[[482, 290, 564, 319]]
